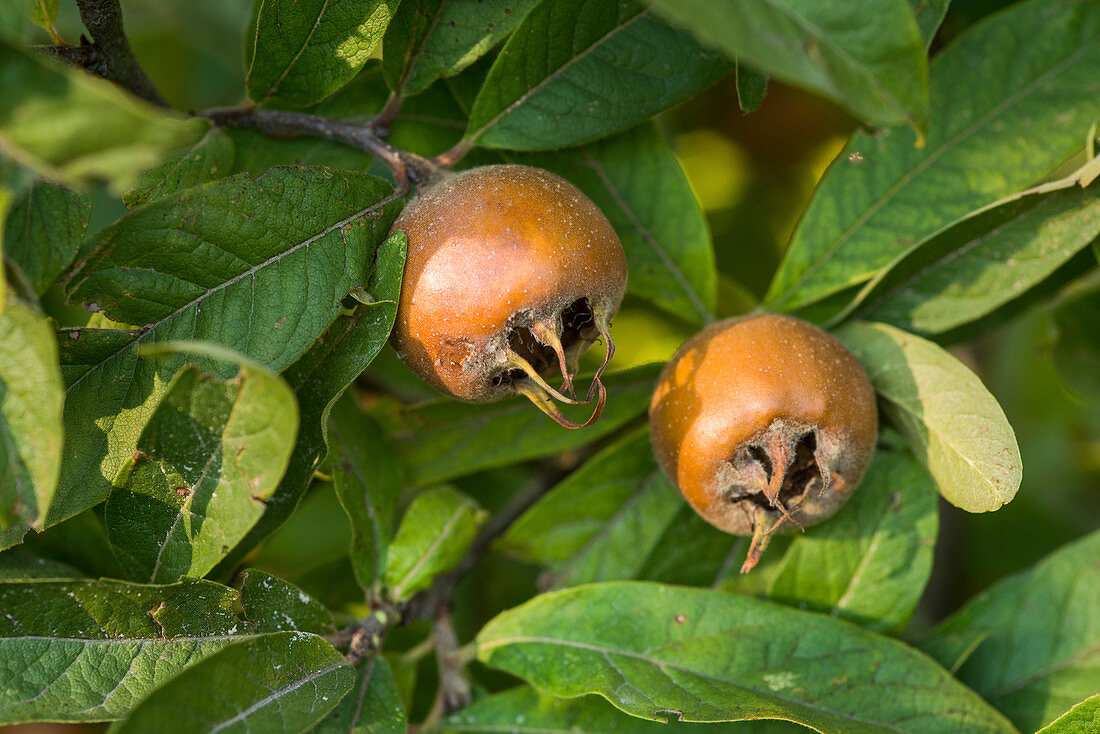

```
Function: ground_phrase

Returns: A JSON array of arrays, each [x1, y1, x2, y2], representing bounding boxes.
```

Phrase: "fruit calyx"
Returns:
[[494, 299, 615, 429], [730, 421, 831, 572]]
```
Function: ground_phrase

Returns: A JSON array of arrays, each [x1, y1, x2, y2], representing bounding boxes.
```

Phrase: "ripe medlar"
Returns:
[[649, 313, 878, 572], [391, 164, 627, 427]]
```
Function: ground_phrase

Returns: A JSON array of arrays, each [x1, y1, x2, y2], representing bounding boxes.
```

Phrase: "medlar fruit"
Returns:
[[649, 313, 878, 572], [391, 164, 626, 427]]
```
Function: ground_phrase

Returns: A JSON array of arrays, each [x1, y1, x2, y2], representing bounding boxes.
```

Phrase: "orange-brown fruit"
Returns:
[[649, 313, 878, 572], [391, 164, 627, 427]]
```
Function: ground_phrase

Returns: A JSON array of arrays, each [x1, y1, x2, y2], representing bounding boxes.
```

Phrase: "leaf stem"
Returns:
[[433, 138, 473, 169], [371, 91, 405, 133], [200, 107, 443, 193]]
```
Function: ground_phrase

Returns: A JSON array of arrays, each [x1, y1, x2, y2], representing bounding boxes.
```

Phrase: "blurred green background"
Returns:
[[6, 0, 1099, 729]]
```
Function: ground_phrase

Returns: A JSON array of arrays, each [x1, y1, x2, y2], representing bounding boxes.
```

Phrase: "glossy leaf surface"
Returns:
[[465, 0, 730, 150], [477, 582, 1015, 732], [111, 631, 353, 733], [768, 0, 1100, 312], [54, 168, 400, 527], [105, 346, 298, 583], [384, 486, 485, 600], [248, 0, 399, 106]]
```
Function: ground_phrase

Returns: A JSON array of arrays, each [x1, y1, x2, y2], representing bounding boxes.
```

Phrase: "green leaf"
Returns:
[[513, 123, 716, 325], [3, 179, 93, 295], [212, 231, 406, 577], [1051, 285, 1100, 402], [0, 545, 83, 580], [387, 363, 659, 486], [110, 631, 353, 733], [851, 182, 1100, 336], [464, 0, 730, 151], [122, 126, 235, 209], [836, 321, 1021, 513], [734, 60, 767, 112], [247, 0, 399, 106], [313, 656, 407, 734], [384, 486, 485, 600], [1037, 695, 1100, 734], [636, 505, 746, 588], [909, 0, 950, 49], [766, 434, 938, 633], [921, 530, 1100, 732], [443, 686, 804, 732], [237, 569, 335, 635], [0, 301, 63, 547], [476, 582, 1016, 732], [27, 0, 59, 38], [0, 40, 203, 193], [499, 427, 682, 589], [18, 507, 124, 579], [767, 0, 1100, 312], [0, 578, 249, 723], [52, 168, 401, 528], [382, 0, 538, 97], [0, 182, 10, 313], [105, 345, 298, 583], [649, 0, 928, 135], [330, 397, 403, 593]]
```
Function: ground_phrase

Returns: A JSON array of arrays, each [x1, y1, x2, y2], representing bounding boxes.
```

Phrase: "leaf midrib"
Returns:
[[65, 189, 401, 396], [396, 0, 450, 97], [479, 634, 923, 732], [757, 0, 919, 121], [771, 27, 1099, 308], [256, 0, 333, 102], [868, 349, 1014, 509], [466, 8, 650, 143], [206, 658, 347, 733], [863, 194, 1080, 319], [578, 145, 711, 323], [391, 499, 472, 598]]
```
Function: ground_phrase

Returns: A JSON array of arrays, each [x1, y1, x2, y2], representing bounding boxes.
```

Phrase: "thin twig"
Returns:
[[372, 92, 405, 133], [201, 107, 443, 193], [67, 0, 167, 106], [432, 138, 473, 169], [33, 42, 97, 68], [434, 606, 472, 713], [336, 601, 401, 665]]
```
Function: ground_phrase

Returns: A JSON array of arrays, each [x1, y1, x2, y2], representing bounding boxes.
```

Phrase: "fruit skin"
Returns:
[[649, 313, 877, 566], [391, 164, 626, 413]]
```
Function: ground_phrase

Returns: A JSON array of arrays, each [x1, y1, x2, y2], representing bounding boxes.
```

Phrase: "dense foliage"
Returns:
[[1, 0, 1098, 732]]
